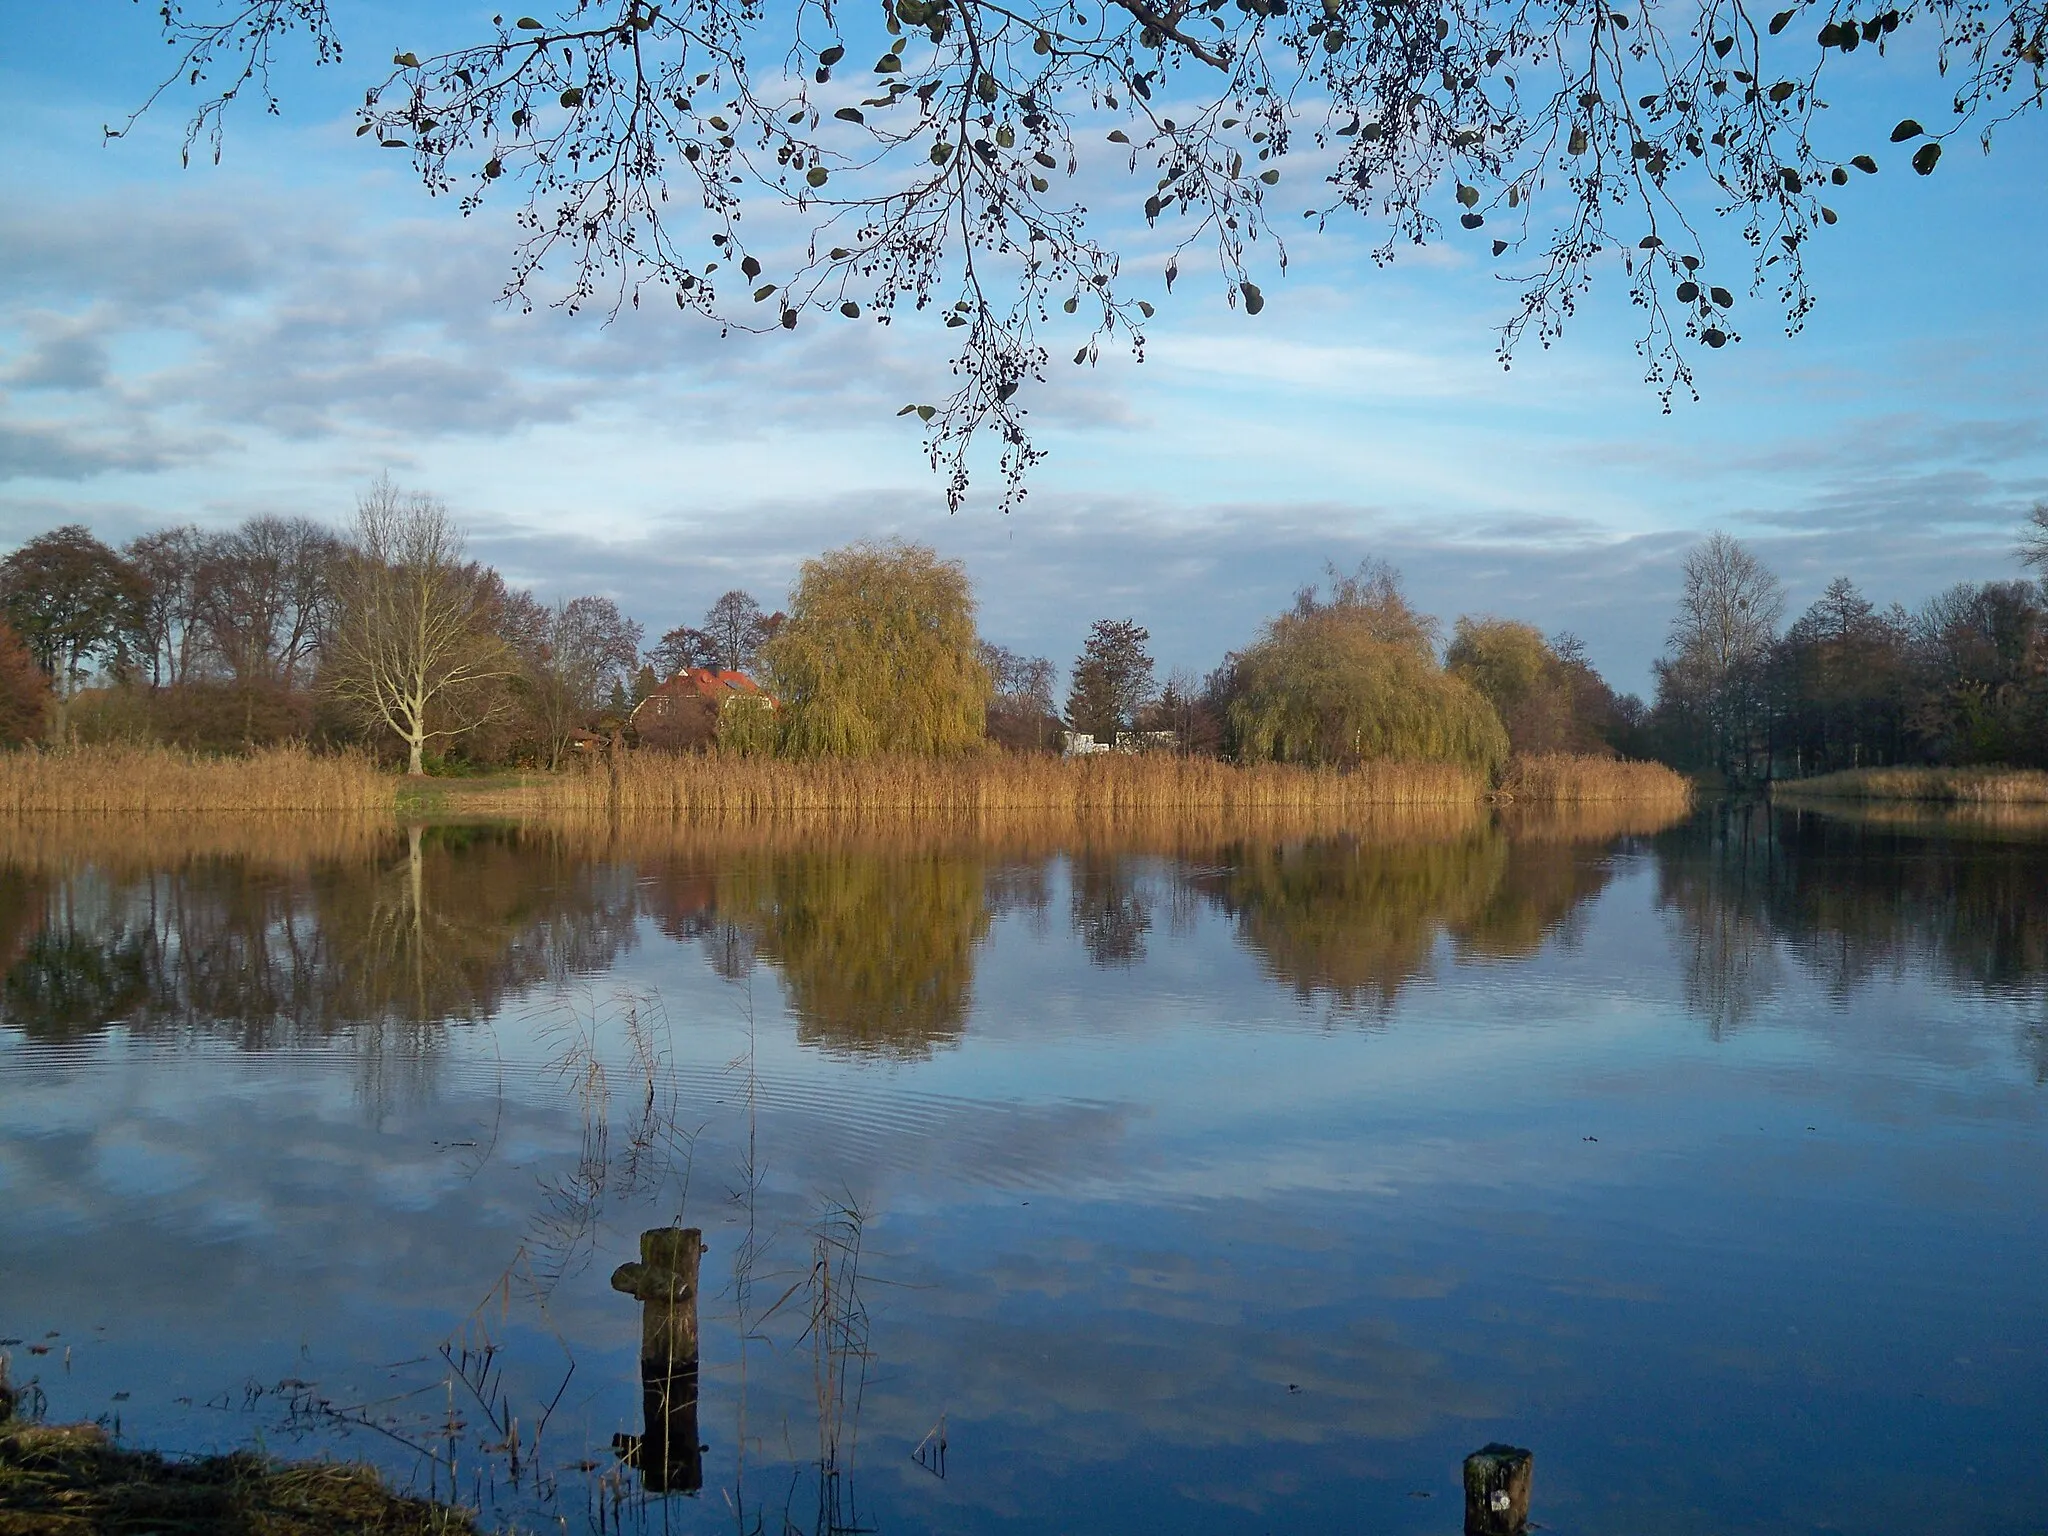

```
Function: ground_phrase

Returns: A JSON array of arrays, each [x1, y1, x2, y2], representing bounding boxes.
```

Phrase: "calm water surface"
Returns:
[[1, 806, 2043, 1534]]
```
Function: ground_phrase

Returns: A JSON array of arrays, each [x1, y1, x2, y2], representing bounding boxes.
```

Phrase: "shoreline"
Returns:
[[0, 1419, 473, 1535], [0, 744, 1692, 817], [1772, 766, 2048, 805]]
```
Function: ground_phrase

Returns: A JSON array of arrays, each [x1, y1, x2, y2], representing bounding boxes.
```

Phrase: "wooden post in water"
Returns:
[[610, 1227, 703, 1493], [1463, 1443, 1533, 1536]]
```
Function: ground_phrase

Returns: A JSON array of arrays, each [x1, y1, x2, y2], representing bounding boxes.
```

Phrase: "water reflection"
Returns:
[[611, 1227, 705, 1494], [0, 803, 2042, 1060], [1655, 802, 2048, 1042], [3, 802, 2045, 1536]]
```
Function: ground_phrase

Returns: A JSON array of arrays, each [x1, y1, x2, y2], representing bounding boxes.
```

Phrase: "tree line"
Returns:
[[1645, 511, 2048, 784], [0, 481, 2041, 779]]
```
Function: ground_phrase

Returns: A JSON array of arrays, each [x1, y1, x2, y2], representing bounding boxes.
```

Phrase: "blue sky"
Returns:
[[3, 0, 2045, 693]]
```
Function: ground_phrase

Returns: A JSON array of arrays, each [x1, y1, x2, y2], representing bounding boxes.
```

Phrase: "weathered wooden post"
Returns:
[[1463, 1443, 1533, 1536], [610, 1227, 704, 1493]]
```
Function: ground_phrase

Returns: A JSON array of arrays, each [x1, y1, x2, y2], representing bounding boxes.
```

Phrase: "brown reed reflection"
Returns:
[[0, 799, 1711, 1062]]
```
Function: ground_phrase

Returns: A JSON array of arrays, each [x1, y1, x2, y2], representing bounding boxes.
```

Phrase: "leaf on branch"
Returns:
[[1912, 141, 1942, 173], [515, 16, 543, 28], [1259, 168, 1280, 184], [1852, 153, 1879, 172], [819, 44, 845, 65], [1890, 118, 1924, 140], [1107, 129, 1130, 143], [1240, 281, 1264, 314], [1768, 8, 1797, 34]]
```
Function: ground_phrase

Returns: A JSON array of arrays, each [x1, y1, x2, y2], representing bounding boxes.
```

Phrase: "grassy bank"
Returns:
[[0, 1421, 471, 1535], [1773, 766, 2048, 804], [0, 744, 1691, 817]]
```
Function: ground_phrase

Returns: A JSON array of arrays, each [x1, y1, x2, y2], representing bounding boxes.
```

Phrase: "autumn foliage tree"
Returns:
[[0, 620, 51, 747], [1224, 561, 1507, 771], [763, 540, 990, 756]]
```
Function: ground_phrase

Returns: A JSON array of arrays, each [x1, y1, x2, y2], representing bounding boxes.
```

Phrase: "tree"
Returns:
[[1066, 620, 1154, 742], [2021, 502, 2048, 581], [1769, 577, 1908, 774], [647, 624, 722, 678], [1654, 533, 1783, 781], [0, 620, 50, 747], [703, 590, 770, 672], [323, 477, 516, 775], [125, 526, 207, 689], [981, 641, 1060, 750], [1224, 562, 1507, 770], [1447, 618, 1570, 756], [762, 540, 989, 756], [511, 594, 647, 769], [110, 0, 2046, 507], [192, 516, 341, 691], [0, 526, 147, 740], [1907, 580, 2045, 765]]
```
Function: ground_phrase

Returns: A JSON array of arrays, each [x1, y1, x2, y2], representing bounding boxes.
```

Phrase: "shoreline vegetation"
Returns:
[[0, 1420, 472, 1536], [0, 743, 1690, 818], [1772, 766, 2048, 804]]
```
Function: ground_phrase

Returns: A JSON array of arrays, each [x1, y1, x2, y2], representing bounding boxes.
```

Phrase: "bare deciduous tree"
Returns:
[[325, 477, 516, 775], [1658, 532, 1783, 779], [111, 0, 2048, 505], [126, 526, 208, 690], [193, 516, 342, 692], [513, 593, 647, 769], [2019, 501, 2048, 577]]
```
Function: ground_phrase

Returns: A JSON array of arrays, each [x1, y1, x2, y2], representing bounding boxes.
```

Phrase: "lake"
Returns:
[[1, 803, 2043, 1534]]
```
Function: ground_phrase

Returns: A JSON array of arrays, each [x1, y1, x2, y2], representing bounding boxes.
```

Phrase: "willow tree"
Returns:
[[1226, 561, 1508, 770], [763, 540, 990, 755], [1446, 616, 1609, 755], [109, 0, 2048, 506], [324, 478, 515, 775]]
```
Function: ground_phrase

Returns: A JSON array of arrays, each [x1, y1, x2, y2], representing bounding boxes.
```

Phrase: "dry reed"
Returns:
[[473, 751, 1489, 820], [0, 743, 1695, 824], [1772, 765, 2048, 804], [0, 744, 387, 814], [1495, 753, 1694, 804]]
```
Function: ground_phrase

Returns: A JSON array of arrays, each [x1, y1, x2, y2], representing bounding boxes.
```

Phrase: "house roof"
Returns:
[[631, 667, 774, 717]]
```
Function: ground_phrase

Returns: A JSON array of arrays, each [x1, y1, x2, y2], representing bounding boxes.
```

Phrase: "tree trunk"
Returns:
[[407, 737, 425, 775]]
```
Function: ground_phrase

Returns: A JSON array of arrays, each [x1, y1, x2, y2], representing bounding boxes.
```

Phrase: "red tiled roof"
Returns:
[[632, 667, 775, 717]]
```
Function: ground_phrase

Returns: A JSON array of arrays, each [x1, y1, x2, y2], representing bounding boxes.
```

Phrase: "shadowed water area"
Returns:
[[1, 805, 2044, 1534]]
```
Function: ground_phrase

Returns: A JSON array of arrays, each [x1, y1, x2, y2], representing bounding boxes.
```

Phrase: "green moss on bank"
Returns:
[[0, 1421, 474, 1536]]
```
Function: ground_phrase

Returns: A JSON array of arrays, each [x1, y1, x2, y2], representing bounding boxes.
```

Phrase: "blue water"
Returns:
[[1, 806, 2042, 1534]]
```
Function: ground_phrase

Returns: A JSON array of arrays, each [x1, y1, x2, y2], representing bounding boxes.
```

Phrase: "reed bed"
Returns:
[[481, 751, 1491, 820], [0, 744, 387, 814], [1773, 765, 2048, 804], [1495, 753, 1694, 804]]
